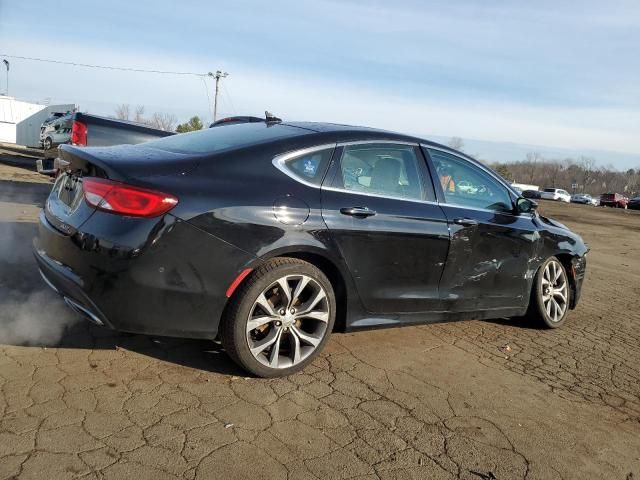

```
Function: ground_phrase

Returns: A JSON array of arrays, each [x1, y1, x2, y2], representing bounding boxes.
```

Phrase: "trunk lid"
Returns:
[[45, 144, 198, 232], [58, 143, 200, 181]]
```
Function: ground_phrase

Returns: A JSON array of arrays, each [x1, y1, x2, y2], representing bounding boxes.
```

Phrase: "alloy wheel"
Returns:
[[541, 260, 568, 323], [246, 274, 330, 369]]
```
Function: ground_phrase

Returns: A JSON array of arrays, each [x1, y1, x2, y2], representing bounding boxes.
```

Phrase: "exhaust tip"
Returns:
[[63, 297, 104, 326]]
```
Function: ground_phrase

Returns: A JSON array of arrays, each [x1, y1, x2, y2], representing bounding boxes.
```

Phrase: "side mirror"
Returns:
[[517, 197, 537, 214]]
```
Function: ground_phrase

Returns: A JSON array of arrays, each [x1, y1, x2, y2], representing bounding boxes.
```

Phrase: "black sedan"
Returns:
[[34, 121, 588, 377], [628, 196, 640, 210]]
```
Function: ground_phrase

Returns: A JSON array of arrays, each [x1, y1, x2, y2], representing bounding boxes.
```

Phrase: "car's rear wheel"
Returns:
[[220, 258, 336, 377], [527, 257, 570, 328]]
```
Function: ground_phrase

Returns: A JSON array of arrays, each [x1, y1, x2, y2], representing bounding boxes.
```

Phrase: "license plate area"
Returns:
[[52, 172, 84, 212], [45, 172, 95, 234]]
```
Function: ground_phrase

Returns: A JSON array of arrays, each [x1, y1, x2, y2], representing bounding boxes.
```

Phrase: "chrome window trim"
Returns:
[[337, 140, 419, 147], [272, 143, 337, 189], [440, 202, 534, 218], [321, 185, 439, 205], [271, 141, 533, 216], [272, 141, 436, 205]]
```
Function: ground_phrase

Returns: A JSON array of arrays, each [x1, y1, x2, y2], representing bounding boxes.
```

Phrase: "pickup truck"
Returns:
[[37, 112, 174, 175]]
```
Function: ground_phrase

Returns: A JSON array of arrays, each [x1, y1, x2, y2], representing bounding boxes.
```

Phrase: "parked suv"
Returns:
[[540, 188, 571, 202], [600, 193, 628, 208]]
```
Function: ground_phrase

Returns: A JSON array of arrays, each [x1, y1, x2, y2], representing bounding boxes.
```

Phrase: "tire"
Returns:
[[526, 256, 570, 328], [43, 138, 52, 150], [220, 258, 336, 377]]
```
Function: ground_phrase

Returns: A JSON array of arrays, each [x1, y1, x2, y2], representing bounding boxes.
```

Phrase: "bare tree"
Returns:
[[448, 137, 464, 151], [578, 156, 596, 191], [545, 160, 564, 188], [148, 112, 177, 131], [115, 104, 130, 120], [134, 105, 145, 123], [524, 152, 542, 184]]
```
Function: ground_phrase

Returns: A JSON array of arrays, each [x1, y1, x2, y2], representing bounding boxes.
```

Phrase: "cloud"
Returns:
[[1, 1, 638, 164]]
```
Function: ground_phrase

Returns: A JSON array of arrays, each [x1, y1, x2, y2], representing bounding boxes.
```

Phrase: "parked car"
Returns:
[[599, 193, 628, 208], [540, 188, 571, 202], [34, 121, 588, 377], [571, 193, 598, 206], [628, 196, 640, 210], [39, 111, 71, 147], [40, 112, 74, 150], [37, 112, 174, 175], [522, 189, 541, 199]]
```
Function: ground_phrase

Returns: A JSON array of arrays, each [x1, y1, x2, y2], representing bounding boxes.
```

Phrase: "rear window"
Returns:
[[544, 188, 556, 192], [143, 122, 306, 155]]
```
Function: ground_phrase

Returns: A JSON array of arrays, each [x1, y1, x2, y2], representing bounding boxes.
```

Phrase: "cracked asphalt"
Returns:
[[1, 163, 639, 479]]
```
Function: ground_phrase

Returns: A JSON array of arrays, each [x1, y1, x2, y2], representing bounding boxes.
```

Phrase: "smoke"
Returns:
[[0, 181, 78, 346], [0, 289, 77, 346]]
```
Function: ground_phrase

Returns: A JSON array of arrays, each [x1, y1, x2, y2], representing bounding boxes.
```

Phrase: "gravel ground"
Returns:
[[0, 163, 639, 479]]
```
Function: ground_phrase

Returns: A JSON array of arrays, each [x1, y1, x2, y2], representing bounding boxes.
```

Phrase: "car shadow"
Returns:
[[58, 322, 247, 377], [483, 315, 540, 330]]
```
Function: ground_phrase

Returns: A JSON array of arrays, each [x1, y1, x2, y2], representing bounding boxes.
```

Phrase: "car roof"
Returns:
[[280, 121, 457, 152]]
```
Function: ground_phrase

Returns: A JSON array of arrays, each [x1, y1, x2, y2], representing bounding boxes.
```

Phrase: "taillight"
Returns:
[[71, 120, 87, 145], [83, 178, 178, 217]]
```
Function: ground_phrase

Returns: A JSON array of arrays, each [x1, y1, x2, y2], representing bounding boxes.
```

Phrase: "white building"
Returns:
[[0, 96, 44, 143], [0, 95, 75, 146]]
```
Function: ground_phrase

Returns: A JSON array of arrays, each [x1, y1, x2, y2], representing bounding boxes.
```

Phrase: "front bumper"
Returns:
[[570, 255, 587, 308]]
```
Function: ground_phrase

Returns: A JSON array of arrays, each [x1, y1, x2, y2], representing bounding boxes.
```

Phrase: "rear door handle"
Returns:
[[453, 217, 478, 227], [340, 207, 376, 218]]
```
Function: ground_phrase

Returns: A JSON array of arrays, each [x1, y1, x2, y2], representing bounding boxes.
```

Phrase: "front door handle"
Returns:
[[340, 207, 376, 218], [453, 217, 478, 227]]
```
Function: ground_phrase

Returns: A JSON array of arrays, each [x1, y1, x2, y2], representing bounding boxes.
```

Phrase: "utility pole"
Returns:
[[2, 60, 9, 96], [208, 70, 228, 122]]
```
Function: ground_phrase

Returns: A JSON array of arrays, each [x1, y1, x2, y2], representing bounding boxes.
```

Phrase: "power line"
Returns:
[[199, 76, 214, 122], [0, 54, 208, 77], [222, 82, 237, 116]]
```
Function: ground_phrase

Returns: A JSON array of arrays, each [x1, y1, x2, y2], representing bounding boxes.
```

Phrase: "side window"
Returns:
[[428, 149, 513, 212], [336, 143, 427, 201], [283, 148, 333, 186]]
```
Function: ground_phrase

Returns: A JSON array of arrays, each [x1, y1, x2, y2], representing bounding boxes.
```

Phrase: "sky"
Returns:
[[0, 0, 639, 168]]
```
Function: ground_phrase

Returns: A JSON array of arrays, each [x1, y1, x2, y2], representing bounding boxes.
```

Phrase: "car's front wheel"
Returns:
[[527, 257, 570, 328], [43, 137, 52, 150], [220, 258, 336, 377]]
